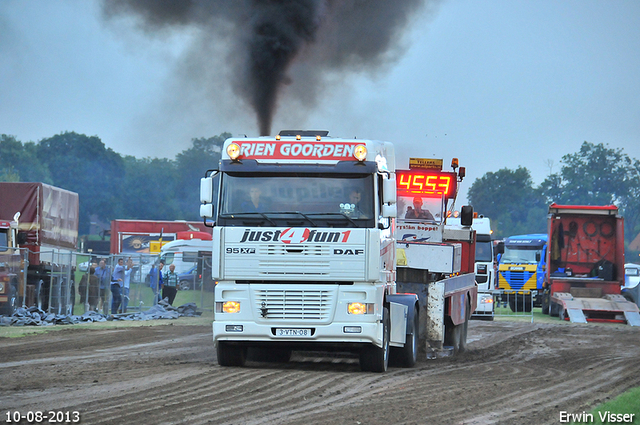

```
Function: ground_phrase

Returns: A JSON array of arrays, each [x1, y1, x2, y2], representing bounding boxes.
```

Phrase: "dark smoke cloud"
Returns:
[[102, 0, 435, 136]]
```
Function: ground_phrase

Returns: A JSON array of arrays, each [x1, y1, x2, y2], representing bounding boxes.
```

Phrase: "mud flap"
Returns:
[[389, 302, 408, 347], [566, 308, 587, 323], [624, 311, 640, 326]]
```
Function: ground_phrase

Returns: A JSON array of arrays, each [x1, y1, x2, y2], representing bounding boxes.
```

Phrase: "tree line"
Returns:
[[2, 133, 638, 256], [0, 132, 228, 234], [468, 141, 640, 257]]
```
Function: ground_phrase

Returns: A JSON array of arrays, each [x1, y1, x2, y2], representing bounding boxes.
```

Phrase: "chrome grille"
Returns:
[[254, 289, 333, 320]]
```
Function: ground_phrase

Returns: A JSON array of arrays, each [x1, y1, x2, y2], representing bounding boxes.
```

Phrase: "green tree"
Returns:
[[0, 134, 52, 183], [174, 133, 228, 219], [117, 155, 182, 220], [467, 167, 547, 238], [539, 141, 640, 249], [36, 132, 125, 234]]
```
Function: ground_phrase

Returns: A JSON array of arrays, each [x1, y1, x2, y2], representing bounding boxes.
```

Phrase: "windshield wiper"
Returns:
[[306, 212, 359, 227], [222, 211, 318, 226], [222, 212, 277, 227]]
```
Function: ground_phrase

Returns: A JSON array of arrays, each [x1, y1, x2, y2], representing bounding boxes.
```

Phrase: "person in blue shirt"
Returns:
[[111, 257, 125, 314], [147, 262, 164, 304]]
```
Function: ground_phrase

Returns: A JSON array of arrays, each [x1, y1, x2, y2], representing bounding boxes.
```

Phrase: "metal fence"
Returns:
[[74, 253, 215, 315], [491, 289, 535, 322], [2, 248, 214, 316]]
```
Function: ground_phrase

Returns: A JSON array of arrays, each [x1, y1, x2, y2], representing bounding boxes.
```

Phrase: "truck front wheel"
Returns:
[[217, 342, 247, 367], [392, 306, 419, 367], [0, 285, 18, 316], [360, 306, 390, 372]]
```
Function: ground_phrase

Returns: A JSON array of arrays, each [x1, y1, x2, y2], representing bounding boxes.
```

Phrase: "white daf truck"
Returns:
[[200, 131, 476, 371]]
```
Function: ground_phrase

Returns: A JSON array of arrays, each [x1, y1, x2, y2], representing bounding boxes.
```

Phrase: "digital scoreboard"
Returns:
[[396, 170, 457, 199]]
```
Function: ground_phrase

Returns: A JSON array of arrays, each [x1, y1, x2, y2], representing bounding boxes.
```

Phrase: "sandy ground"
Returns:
[[1, 319, 639, 425]]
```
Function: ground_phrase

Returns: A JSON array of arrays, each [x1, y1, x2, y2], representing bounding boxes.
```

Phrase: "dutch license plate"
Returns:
[[275, 328, 311, 337]]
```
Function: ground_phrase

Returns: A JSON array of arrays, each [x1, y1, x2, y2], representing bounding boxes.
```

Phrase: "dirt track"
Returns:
[[1, 319, 639, 425]]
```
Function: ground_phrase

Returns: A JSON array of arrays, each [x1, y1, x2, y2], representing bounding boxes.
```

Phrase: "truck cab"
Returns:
[[200, 131, 405, 371], [497, 233, 547, 312]]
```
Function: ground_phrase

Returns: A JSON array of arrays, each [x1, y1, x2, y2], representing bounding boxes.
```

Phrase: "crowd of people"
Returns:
[[77, 257, 179, 315]]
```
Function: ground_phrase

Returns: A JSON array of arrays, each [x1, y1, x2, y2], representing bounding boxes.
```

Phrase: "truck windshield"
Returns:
[[218, 173, 374, 227], [501, 246, 542, 263], [475, 240, 493, 262]]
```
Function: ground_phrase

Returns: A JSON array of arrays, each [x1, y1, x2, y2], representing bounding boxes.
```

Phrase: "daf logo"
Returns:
[[333, 249, 364, 255]]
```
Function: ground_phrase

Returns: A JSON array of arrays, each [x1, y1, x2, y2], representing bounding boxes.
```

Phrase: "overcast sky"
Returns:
[[1, 1, 639, 205]]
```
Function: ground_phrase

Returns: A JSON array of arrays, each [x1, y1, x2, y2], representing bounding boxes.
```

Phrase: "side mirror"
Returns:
[[200, 177, 213, 203], [461, 205, 474, 226], [382, 174, 396, 205], [200, 204, 213, 219], [382, 204, 397, 218]]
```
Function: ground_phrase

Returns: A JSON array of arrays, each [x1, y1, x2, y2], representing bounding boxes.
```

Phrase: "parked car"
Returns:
[[178, 266, 201, 291]]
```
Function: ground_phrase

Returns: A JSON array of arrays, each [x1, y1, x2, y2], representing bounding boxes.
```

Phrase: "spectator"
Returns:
[[78, 272, 88, 309], [147, 262, 165, 304], [87, 266, 100, 312], [94, 259, 110, 314], [121, 257, 134, 313], [162, 263, 179, 305], [111, 257, 125, 314], [405, 197, 435, 221]]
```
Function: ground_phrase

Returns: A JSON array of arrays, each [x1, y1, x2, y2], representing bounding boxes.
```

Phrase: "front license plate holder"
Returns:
[[275, 328, 312, 338]]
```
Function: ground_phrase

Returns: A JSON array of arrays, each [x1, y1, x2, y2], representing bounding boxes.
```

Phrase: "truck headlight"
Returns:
[[348, 302, 374, 315], [354, 145, 367, 161], [227, 143, 241, 160], [480, 295, 493, 304], [216, 301, 241, 313]]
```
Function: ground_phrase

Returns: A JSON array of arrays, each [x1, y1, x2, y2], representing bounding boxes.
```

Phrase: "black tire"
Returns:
[[549, 300, 560, 317], [179, 280, 191, 291], [444, 317, 462, 354], [394, 307, 419, 368], [217, 342, 247, 367], [360, 306, 390, 372], [0, 285, 18, 316], [459, 316, 468, 353], [541, 292, 550, 315]]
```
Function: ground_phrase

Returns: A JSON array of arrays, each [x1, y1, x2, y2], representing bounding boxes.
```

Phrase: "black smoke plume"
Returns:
[[103, 0, 434, 136]]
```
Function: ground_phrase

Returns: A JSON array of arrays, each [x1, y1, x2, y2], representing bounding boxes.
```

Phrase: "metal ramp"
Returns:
[[623, 311, 640, 326], [552, 292, 640, 326], [566, 308, 587, 323]]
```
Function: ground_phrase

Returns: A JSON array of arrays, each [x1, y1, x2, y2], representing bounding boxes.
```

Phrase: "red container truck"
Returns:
[[0, 182, 79, 314], [542, 203, 640, 326]]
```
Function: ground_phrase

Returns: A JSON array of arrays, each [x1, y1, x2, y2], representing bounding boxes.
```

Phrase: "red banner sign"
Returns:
[[233, 141, 360, 160]]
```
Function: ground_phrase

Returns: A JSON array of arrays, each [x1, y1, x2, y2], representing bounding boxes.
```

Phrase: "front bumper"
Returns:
[[213, 320, 382, 347]]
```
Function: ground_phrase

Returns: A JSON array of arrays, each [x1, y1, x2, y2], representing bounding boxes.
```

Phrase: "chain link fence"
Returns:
[[1, 248, 214, 317]]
